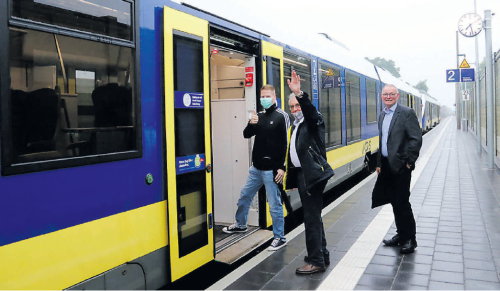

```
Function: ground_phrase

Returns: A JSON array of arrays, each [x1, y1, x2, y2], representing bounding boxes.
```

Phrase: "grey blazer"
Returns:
[[376, 104, 422, 174]]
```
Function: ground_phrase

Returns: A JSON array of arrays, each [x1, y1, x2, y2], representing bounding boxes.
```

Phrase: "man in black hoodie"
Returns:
[[223, 85, 290, 251], [286, 70, 334, 274]]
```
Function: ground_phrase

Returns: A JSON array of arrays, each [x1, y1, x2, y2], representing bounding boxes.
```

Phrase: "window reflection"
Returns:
[[9, 28, 136, 163], [366, 78, 377, 123], [345, 72, 361, 142], [284, 53, 311, 114], [12, 0, 133, 41], [319, 63, 342, 147]]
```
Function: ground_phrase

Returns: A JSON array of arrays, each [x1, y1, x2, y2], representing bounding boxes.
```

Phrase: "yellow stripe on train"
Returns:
[[0, 201, 168, 290], [326, 136, 379, 169]]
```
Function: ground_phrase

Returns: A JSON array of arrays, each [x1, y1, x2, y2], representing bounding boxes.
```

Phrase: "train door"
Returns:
[[163, 7, 213, 281], [262, 41, 285, 108], [209, 30, 274, 264], [261, 40, 288, 227]]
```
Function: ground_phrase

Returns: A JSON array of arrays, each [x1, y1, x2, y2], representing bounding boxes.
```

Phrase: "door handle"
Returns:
[[205, 163, 212, 173]]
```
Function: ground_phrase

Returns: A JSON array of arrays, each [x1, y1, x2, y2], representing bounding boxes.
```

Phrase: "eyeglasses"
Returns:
[[382, 93, 398, 97], [289, 104, 301, 110]]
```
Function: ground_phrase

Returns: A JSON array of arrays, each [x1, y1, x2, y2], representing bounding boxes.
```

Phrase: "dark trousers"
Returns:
[[381, 157, 416, 241], [297, 168, 329, 268]]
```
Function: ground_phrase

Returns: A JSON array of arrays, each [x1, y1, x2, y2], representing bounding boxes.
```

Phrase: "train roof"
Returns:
[[176, 1, 435, 105]]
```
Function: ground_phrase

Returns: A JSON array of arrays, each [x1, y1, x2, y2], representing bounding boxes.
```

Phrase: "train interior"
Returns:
[[8, 27, 136, 164], [209, 46, 273, 263]]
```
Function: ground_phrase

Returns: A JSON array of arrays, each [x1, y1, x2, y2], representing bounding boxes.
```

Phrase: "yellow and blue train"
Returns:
[[0, 0, 440, 289]]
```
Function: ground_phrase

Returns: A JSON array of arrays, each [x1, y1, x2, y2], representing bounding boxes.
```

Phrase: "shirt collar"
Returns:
[[293, 117, 304, 127], [383, 103, 398, 114]]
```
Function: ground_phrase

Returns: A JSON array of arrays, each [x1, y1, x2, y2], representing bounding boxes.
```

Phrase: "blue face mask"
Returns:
[[260, 97, 274, 109]]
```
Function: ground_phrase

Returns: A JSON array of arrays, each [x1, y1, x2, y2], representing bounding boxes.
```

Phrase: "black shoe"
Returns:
[[400, 239, 417, 254], [304, 255, 330, 266], [383, 234, 401, 247], [222, 224, 247, 234], [295, 264, 326, 275]]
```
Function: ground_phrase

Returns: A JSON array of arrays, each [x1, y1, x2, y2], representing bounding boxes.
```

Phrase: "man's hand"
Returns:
[[275, 169, 285, 184], [287, 70, 301, 95], [376, 167, 381, 174], [249, 110, 258, 124]]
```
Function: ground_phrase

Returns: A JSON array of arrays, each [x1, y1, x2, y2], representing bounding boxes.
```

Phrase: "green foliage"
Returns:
[[366, 57, 401, 78], [415, 80, 429, 93]]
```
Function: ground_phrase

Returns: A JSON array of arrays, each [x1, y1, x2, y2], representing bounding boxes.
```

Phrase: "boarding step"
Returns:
[[215, 226, 273, 264]]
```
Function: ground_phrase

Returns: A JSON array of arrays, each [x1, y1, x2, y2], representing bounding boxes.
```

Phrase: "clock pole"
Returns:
[[455, 31, 461, 130], [484, 9, 495, 168], [474, 0, 481, 154]]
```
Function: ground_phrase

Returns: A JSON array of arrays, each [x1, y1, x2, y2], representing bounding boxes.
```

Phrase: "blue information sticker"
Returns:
[[460, 68, 475, 82], [176, 154, 206, 174], [174, 91, 204, 109]]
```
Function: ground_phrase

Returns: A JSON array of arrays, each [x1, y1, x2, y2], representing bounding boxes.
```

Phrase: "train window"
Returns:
[[6, 27, 137, 171], [173, 34, 208, 256], [319, 63, 342, 147], [284, 52, 311, 114], [399, 91, 408, 106], [366, 78, 377, 123], [345, 72, 361, 142], [11, 0, 133, 41], [271, 57, 281, 104]]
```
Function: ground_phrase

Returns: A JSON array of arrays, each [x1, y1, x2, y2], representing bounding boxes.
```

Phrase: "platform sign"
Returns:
[[459, 58, 471, 68], [460, 68, 475, 82], [446, 69, 459, 82]]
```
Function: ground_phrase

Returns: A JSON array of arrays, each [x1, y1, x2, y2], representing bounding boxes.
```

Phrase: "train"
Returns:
[[0, 0, 440, 289]]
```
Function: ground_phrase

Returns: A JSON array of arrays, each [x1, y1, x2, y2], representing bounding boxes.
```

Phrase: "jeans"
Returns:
[[235, 166, 285, 240], [297, 168, 329, 268]]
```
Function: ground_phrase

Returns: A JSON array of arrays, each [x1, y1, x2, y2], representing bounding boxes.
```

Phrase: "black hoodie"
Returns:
[[243, 104, 290, 171]]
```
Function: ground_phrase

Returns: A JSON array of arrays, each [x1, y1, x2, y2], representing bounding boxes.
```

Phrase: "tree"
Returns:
[[414, 80, 429, 93], [366, 57, 401, 78]]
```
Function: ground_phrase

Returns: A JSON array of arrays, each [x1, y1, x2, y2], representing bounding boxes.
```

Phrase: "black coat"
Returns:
[[372, 104, 422, 208], [285, 92, 334, 192]]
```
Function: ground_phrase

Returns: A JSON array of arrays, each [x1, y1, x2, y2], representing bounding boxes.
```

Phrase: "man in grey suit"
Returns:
[[372, 84, 422, 254]]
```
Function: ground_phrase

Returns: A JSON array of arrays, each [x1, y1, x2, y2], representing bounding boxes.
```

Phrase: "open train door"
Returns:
[[163, 6, 214, 281]]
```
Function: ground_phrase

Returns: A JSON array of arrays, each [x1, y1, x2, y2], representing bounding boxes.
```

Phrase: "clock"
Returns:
[[458, 13, 483, 37]]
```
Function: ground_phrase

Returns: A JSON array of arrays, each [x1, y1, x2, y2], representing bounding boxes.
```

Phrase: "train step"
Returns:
[[214, 226, 273, 264]]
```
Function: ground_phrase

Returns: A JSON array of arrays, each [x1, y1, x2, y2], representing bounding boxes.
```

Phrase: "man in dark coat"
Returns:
[[372, 84, 422, 254], [286, 70, 334, 274]]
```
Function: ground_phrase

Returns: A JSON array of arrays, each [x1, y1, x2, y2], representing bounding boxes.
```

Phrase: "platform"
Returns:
[[208, 117, 500, 290]]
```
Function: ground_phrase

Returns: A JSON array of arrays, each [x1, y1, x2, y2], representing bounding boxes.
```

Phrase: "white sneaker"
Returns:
[[222, 223, 248, 234], [268, 238, 287, 251]]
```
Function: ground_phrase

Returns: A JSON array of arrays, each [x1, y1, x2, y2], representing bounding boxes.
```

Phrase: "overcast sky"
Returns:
[[177, 0, 499, 108]]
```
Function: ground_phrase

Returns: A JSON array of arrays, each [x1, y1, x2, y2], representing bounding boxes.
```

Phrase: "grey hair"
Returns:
[[288, 92, 297, 101], [382, 84, 399, 93]]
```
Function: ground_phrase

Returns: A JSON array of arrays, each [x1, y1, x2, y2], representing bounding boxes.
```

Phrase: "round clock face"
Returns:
[[458, 13, 483, 37]]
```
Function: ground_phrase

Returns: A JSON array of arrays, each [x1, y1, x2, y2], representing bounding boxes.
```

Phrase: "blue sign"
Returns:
[[460, 68, 475, 82], [176, 154, 206, 174], [322, 76, 342, 89], [446, 69, 459, 82], [174, 91, 204, 109]]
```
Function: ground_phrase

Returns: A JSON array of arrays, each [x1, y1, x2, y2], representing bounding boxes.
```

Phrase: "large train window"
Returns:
[[345, 71, 361, 142], [366, 78, 377, 123], [2, 2, 138, 174], [319, 62, 342, 148], [284, 52, 311, 114], [11, 0, 133, 41]]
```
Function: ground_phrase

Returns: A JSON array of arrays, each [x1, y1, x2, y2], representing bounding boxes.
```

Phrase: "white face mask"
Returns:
[[292, 111, 303, 121]]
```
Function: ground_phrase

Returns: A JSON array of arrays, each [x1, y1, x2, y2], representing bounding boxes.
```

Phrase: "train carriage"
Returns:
[[0, 1, 439, 289]]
